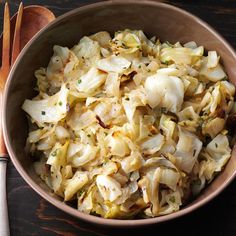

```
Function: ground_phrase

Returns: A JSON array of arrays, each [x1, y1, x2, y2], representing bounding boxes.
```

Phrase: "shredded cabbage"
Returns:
[[23, 29, 235, 219]]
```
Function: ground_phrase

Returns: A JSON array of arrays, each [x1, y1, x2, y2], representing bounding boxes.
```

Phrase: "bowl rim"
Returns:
[[3, 0, 236, 227]]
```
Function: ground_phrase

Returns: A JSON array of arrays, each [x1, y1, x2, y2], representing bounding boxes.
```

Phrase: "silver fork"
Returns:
[[0, 3, 23, 236]]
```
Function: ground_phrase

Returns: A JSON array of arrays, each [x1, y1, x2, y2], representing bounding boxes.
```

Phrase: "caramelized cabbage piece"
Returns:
[[23, 29, 235, 219]]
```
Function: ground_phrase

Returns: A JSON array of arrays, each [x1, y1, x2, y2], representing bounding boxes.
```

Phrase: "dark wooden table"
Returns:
[[1, 0, 236, 235]]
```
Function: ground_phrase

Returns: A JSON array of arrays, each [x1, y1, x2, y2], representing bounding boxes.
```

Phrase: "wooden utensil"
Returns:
[[0, 3, 55, 236], [0, 4, 22, 235]]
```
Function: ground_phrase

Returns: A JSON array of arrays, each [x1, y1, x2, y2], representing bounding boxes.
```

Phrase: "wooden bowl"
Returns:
[[3, 0, 236, 227]]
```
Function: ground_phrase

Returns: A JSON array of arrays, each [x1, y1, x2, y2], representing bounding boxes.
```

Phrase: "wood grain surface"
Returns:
[[0, 0, 236, 235]]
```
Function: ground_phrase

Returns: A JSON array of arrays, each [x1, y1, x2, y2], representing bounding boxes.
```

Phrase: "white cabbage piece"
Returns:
[[220, 80, 235, 96], [141, 133, 165, 155], [93, 99, 123, 125], [114, 181, 139, 205], [67, 109, 96, 130], [61, 165, 73, 179], [146, 168, 162, 215], [96, 175, 122, 202], [49, 165, 63, 195], [67, 143, 98, 167], [106, 133, 130, 157], [155, 68, 179, 76], [120, 151, 143, 173], [138, 176, 150, 204], [159, 190, 182, 215], [36, 134, 56, 151], [72, 36, 101, 64], [183, 76, 199, 96], [64, 171, 89, 201], [159, 168, 180, 191], [111, 30, 142, 54], [138, 115, 155, 141], [160, 46, 203, 64], [206, 134, 231, 172], [184, 41, 197, 49], [202, 117, 225, 138], [35, 68, 49, 93], [22, 84, 69, 124], [144, 73, 184, 113], [199, 151, 217, 181], [97, 55, 131, 73], [200, 57, 226, 82], [46, 45, 70, 82], [207, 51, 219, 68], [130, 170, 140, 182], [89, 31, 111, 48], [47, 141, 69, 167], [159, 140, 176, 154], [199, 134, 231, 183], [122, 87, 147, 123], [178, 106, 199, 122], [202, 84, 221, 114], [45, 141, 69, 195], [143, 157, 178, 171], [159, 114, 176, 140], [122, 32, 141, 48], [55, 126, 70, 139], [76, 67, 106, 93], [104, 72, 120, 97], [28, 128, 47, 143], [78, 190, 93, 214], [174, 127, 202, 173]]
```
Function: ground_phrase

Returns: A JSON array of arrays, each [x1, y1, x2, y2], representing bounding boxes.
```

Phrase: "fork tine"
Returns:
[[1, 2, 10, 71], [11, 2, 23, 65]]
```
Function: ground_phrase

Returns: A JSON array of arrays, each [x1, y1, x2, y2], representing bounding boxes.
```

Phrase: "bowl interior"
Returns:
[[4, 1, 236, 226]]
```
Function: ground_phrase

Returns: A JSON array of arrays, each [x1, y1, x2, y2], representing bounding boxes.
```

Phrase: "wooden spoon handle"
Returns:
[[0, 91, 9, 236], [0, 158, 10, 236], [0, 93, 8, 157]]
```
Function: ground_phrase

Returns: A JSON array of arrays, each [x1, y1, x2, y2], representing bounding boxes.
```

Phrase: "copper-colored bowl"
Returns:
[[3, 0, 236, 227]]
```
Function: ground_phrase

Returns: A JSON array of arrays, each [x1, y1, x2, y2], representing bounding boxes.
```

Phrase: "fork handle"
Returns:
[[0, 157, 10, 236]]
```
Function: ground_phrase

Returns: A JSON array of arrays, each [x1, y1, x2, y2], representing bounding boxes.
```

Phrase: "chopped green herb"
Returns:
[[78, 189, 85, 197], [169, 196, 175, 203], [138, 65, 141, 68], [51, 150, 57, 157], [125, 97, 130, 101], [87, 134, 91, 137], [77, 79, 82, 84], [215, 143, 218, 148], [41, 111, 46, 115], [58, 101, 62, 106]]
